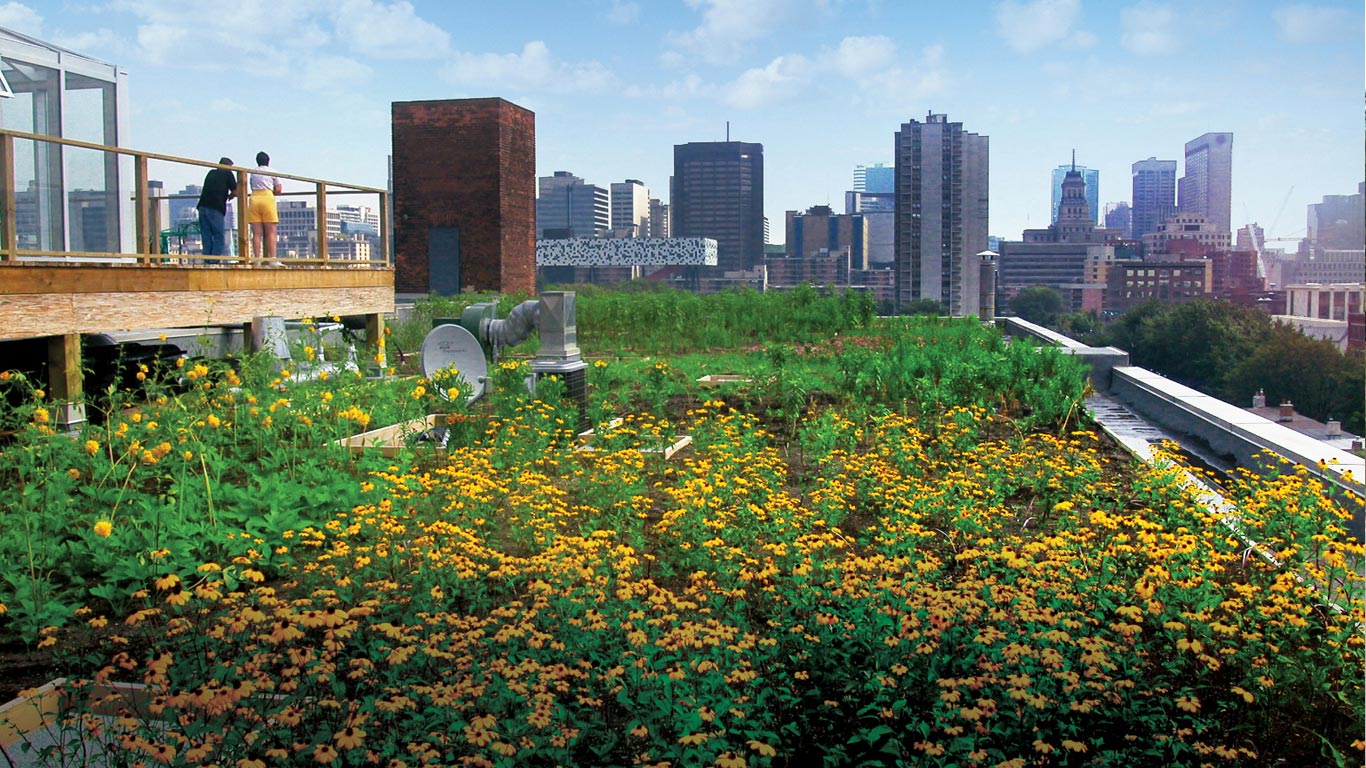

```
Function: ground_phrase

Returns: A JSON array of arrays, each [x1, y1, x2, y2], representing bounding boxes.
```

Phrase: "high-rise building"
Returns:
[[1235, 223, 1265, 254], [610, 179, 650, 237], [647, 198, 670, 238], [854, 163, 894, 194], [1178, 132, 1233, 234], [1306, 182, 1365, 252], [1051, 164, 1099, 225], [391, 97, 536, 295], [537, 172, 609, 239], [1131, 157, 1177, 245], [893, 112, 989, 316], [1104, 202, 1132, 239], [671, 141, 764, 273], [785, 205, 871, 268]]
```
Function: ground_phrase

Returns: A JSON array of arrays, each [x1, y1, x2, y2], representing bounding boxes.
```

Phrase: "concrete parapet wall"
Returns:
[[1112, 366, 1364, 539], [997, 316, 1129, 391]]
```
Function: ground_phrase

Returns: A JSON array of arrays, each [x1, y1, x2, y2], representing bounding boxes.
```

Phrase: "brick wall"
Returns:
[[391, 98, 535, 295]]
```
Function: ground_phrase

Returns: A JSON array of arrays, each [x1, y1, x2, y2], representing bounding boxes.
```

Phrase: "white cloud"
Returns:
[[51, 29, 121, 55], [606, 0, 640, 25], [1121, 3, 1177, 55], [624, 73, 713, 100], [300, 55, 373, 91], [721, 54, 811, 108], [994, 0, 1091, 54], [441, 41, 613, 93], [335, 0, 449, 59], [711, 37, 949, 110], [0, 1, 43, 36], [829, 35, 896, 77], [667, 0, 804, 63], [1272, 4, 1356, 44]]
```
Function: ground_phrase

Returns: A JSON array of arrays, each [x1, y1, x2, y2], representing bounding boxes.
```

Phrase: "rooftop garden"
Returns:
[[0, 287, 1361, 767]]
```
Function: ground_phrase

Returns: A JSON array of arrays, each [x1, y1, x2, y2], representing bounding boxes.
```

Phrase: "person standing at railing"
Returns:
[[247, 151, 283, 263], [195, 157, 237, 257]]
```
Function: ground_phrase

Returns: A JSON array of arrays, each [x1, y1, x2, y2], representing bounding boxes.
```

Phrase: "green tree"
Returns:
[[901, 298, 947, 316], [1230, 326, 1365, 434], [1009, 286, 1064, 326]]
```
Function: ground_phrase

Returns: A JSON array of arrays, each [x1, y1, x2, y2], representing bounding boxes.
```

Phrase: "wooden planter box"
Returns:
[[576, 418, 692, 460], [1, 678, 152, 753], [335, 414, 464, 457], [696, 374, 753, 388]]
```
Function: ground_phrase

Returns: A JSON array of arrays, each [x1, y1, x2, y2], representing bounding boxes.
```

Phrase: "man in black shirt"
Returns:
[[196, 157, 237, 256]]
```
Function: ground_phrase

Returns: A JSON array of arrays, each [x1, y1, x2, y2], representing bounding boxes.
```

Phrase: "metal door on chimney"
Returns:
[[428, 226, 460, 295]]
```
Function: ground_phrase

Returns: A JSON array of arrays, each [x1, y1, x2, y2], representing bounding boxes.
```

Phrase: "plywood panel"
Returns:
[[0, 265, 392, 295], [0, 286, 394, 341]]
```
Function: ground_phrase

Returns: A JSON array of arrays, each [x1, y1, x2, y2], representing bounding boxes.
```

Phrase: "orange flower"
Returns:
[[93, 520, 113, 538], [313, 743, 338, 764], [334, 727, 366, 750]]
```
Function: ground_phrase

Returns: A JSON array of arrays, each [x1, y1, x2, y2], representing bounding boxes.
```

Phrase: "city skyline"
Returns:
[[10, 0, 1361, 245]]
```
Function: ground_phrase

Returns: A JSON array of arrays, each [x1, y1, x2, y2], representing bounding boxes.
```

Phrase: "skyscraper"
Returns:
[[893, 112, 989, 316], [672, 141, 764, 273], [536, 171, 609, 239], [1104, 202, 1132, 239], [1178, 132, 1233, 234], [1050, 164, 1099, 225], [854, 163, 894, 194], [610, 179, 650, 237], [1131, 157, 1177, 244]]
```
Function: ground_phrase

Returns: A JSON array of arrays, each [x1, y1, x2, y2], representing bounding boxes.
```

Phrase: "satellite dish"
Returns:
[[420, 323, 488, 404]]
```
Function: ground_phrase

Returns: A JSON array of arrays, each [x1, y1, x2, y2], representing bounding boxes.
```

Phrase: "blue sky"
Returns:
[[12, 0, 1363, 244]]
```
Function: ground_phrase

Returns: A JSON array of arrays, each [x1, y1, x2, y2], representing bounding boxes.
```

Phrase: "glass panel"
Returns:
[[66, 72, 119, 253], [2, 57, 62, 253]]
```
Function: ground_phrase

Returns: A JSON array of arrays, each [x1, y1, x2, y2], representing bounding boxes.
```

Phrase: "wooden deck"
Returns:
[[0, 263, 394, 342]]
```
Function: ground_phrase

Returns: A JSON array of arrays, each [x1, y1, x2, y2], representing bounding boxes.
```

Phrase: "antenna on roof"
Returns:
[[726, 121, 730, 142], [1071, 149, 1076, 172]]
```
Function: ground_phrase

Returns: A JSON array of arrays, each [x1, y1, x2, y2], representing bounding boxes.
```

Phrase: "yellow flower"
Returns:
[[334, 727, 366, 750], [85, 439, 99, 455], [155, 573, 180, 591], [93, 520, 113, 538]]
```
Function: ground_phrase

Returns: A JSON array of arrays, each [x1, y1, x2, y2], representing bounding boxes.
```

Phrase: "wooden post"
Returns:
[[47, 333, 85, 429], [0, 133, 15, 262], [377, 190, 389, 267], [365, 313, 386, 372], [236, 169, 250, 264], [134, 155, 150, 265], [316, 182, 328, 265]]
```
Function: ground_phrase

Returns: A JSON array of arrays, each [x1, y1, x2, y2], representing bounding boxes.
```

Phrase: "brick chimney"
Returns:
[[1277, 401, 1295, 422]]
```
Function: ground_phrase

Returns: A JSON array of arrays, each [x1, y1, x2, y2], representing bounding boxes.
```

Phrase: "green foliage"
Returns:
[[1010, 285, 1066, 326], [1098, 299, 1364, 434]]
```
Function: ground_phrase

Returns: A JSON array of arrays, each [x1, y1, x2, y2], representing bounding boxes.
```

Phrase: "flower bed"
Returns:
[[0, 314, 1361, 766]]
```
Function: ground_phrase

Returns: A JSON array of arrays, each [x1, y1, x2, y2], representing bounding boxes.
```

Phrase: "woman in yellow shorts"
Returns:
[[247, 151, 283, 262]]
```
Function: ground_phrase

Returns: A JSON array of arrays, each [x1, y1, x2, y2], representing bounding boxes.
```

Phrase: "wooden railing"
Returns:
[[0, 128, 390, 268]]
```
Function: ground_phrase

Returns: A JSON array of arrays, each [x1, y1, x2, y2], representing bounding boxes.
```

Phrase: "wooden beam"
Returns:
[[134, 154, 150, 265], [366, 313, 386, 371], [236, 170, 250, 263], [47, 332, 85, 427], [0, 133, 15, 262], [316, 183, 328, 265], [378, 190, 390, 266]]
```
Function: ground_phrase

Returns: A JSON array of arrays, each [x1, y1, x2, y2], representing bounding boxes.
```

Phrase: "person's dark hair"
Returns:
[[256, 151, 270, 166], [219, 157, 233, 166]]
